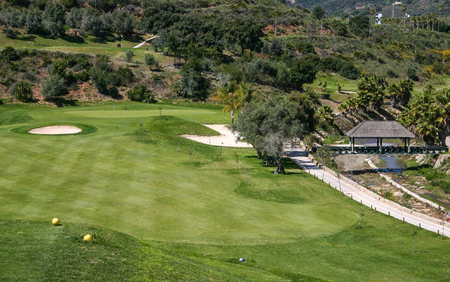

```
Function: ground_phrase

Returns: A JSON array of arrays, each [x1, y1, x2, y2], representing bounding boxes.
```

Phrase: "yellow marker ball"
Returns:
[[52, 218, 59, 226], [83, 234, 93, 242]]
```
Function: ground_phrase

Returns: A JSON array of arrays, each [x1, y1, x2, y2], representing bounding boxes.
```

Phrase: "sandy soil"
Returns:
[[29, 125, 82, 135], [181, 124, 253, 148]]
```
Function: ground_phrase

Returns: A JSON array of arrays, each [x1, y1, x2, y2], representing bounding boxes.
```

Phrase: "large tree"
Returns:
[[42, 2, 66, 37], [234, 94, 316, 174], [224, 16, 265, 54], [349, 15, 370, 38]]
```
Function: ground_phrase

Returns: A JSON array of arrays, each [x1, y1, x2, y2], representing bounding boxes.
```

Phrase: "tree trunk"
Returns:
[[231, 110, 235, 124], [257, 150, 263, 159], [320, 18, 323, 36], [274, 157, 285, 174]]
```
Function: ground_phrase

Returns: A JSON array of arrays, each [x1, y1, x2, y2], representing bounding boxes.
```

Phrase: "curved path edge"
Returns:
[[288, 149, 450, 237]]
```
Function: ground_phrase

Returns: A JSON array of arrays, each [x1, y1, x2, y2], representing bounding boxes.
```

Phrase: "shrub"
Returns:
[[90, 67, 114, 95], [125, 50, 134, 63], [41, 74, 68, 99], [115, 67, 134, 86], [407, 68, 419, 81], [179, 68, 209, 100], [349, 15, 369, 38], [12, 81, 34, 102], [145, 54, 158, 67], [1, 46, 19, 62], [386, 69, 398, 78], [127, 85, 156, 103]]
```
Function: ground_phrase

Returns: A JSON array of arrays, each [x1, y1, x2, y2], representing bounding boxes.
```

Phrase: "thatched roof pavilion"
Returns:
[[346, 121, 415, 153]]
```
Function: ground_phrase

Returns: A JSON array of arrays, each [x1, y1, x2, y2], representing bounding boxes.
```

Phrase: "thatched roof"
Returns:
[[346, 121, 415, 138]]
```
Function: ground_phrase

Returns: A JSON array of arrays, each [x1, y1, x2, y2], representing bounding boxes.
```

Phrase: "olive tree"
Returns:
[[234, 94, 316, 174]]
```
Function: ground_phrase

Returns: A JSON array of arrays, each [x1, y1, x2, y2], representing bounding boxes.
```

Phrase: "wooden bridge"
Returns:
[[322, 145, 448, 155]]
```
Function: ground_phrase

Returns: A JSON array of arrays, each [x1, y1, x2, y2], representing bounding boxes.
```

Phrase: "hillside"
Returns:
[[297, 0, 450, 16]]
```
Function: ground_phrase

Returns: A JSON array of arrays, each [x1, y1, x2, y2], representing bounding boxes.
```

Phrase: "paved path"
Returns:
[[183, 125, 449, 236], [288, 149, 450, 238], [132, 36, 158, 49]]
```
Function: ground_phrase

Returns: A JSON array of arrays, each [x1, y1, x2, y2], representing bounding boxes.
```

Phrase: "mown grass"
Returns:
[[305, 74, 359, 103], [0, 219, 256, 281], [0, 102, 450, 281], [0, 32, 171, 65]]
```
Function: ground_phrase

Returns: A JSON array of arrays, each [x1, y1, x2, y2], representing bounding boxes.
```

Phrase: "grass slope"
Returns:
[[0, 220, 257, 281], [0, 102, 449, 281]]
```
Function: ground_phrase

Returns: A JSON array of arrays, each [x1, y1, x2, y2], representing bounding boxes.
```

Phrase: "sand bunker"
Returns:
[[29, 125, 82, 135], [182, 124, 252, 148]]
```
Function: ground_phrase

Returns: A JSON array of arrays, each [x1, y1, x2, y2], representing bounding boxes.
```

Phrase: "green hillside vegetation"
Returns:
[[0, 103, 450, 281], [1, 0, 449, 105], [297, 0, 450, 17]]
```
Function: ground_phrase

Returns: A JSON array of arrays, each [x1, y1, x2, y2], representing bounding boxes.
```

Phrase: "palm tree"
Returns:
[[213, 81, 239, 124], [369, 8, 375, 37], [388, 79, 413, 107], [439, 3, 444, 31], [212, 81, 252, 124], [317, 105, 334, 124], [401, 3, 407, 25]]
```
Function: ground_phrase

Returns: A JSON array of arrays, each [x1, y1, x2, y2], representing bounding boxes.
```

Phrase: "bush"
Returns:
[[90, 67, 117, 96], [125, 50, 134, 63], [145, 54, 158, 67], [12, 81, 34, 102], [349, 15, 369, 38], [41, 74, 68, 99], [386, 69, 398, 78], [407, 68, 419, 81], [127, 85, 156, 103], [1, 46, 19, 62], [115, 67, 134, 86], [179, 68, 209, 100]]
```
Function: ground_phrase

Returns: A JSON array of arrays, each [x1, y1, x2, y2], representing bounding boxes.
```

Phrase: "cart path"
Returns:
[[288, 150, 450, 237]]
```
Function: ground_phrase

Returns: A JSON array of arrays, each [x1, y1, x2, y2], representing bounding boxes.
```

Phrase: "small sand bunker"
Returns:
[[29, 125, 82, 135]]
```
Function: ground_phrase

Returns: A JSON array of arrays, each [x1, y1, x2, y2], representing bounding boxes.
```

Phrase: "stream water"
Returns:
[[358, 138, 406, 173]]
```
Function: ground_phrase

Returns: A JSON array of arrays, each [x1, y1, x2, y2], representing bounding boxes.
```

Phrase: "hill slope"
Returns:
[[297, 0, 448, 16]]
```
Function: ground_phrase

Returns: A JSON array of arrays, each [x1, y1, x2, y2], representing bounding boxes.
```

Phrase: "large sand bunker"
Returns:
[[182, 124, 252, 148], [29, 125, 82, 135]]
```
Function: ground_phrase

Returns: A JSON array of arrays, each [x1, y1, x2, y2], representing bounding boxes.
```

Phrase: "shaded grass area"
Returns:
[[1, 102, 450, 281]]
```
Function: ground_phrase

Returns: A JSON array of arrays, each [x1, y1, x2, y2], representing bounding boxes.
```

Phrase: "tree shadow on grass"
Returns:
[[17, 35, 36, 42], [61, 34, 85, 44], [51, 98, 79, 107], [123, 34, 144, 43]]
